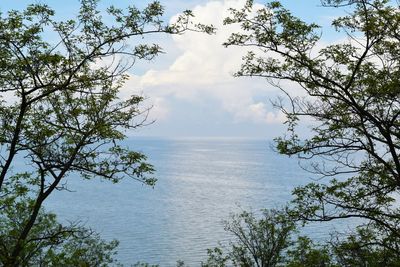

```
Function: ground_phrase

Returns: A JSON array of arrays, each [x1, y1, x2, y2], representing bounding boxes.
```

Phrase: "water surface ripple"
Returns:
[[46, 139, 349, 266]]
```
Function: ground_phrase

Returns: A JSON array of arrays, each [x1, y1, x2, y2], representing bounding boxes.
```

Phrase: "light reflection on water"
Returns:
[[45, 138, 353, 266]]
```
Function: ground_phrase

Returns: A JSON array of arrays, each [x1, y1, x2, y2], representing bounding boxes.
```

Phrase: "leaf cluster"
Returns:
[[0, 1, 213, 265], [224, 0, 400, 256], [202, 209, 400, 267]]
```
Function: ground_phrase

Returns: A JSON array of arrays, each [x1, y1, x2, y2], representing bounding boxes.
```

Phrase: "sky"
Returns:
[[1, 0, 348, 139]]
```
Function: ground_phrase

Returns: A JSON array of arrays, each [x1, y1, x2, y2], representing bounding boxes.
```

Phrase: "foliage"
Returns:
[[201, 247, 229, 267], [331, 225, 400, 266], [0, 178, 120, 266], [132, 262, 159, 267], [201, 209, 296, 267], [201, 209, 400, 267], [285, 236, 333, 267], [0, 0, 213, 265], [223, 0, 400, 262]]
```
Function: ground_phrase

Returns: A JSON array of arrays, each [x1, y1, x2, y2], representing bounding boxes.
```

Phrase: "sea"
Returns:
[[45, 138, 354, 266]]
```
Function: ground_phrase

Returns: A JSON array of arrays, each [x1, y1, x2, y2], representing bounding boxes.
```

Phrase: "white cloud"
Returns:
[[243, 102, 286, 124], [149, 97, 170, 121], [120, 0, 288, 124]]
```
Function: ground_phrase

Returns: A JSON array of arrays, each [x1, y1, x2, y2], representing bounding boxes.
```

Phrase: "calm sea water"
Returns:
[[45, 138, 352, 266]]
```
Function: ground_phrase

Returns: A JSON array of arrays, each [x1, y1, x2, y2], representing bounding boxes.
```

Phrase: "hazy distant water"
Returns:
[[45, 138, 352, 266]]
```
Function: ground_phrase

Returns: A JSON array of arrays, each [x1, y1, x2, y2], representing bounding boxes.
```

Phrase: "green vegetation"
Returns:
[[2, 0, 399, 265], [0, 0, 212, 265], [201, 209, 296, 267], [202, 0, 400, 265], [202, 209, 400, 266]]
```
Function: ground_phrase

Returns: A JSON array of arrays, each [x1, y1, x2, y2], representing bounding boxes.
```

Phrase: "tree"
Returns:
[[0, 0, 213, 265], [201, 209, 341, 267], [224, 0, 400, 260], [201, 209, 296, 267], [0, 175, 122, 266]]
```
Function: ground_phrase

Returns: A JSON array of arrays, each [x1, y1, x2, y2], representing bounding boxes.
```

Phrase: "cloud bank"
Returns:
[[122, 0, 286, 125]]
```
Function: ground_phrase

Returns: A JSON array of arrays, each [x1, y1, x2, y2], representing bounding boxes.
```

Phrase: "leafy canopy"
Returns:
[[223, 0, 400, 262], [0, 0, 213, 265]]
